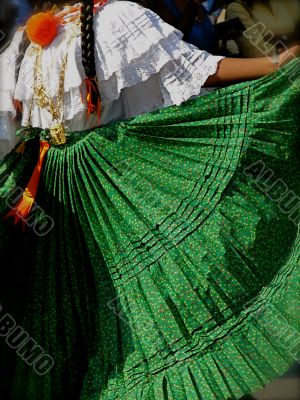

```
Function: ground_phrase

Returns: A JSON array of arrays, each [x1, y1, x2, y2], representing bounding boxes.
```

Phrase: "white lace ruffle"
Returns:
[[159, 50, 223, 107], [0, 30, 24, 117], [0, 30, 23, 158], [11, 0, 224, 130]]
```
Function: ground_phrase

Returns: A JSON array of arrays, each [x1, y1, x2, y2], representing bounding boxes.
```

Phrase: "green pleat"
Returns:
[[0, 59, 300, 400]]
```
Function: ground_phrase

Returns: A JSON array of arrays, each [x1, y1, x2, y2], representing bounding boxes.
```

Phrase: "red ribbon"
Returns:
[[81, 78, 101, 123], [5, 141, 50, 229]]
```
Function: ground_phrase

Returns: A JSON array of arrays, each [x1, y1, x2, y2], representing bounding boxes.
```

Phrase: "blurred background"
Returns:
[[0, 0, 299, 399]]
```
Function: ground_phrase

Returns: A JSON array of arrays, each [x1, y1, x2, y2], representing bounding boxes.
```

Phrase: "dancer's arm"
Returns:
[[205, 45, 300, 86]]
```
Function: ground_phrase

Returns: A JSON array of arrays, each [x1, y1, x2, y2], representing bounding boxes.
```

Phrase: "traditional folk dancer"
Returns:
[[0, 1, 300, 399]]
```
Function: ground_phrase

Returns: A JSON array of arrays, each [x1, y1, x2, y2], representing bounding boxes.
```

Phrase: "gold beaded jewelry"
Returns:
[[28, 27, 79, 145], [34, 45, 68, 145]]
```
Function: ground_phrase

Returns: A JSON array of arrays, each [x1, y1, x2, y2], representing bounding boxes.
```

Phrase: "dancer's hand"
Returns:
[[204, 45, 300, 87], [279, 44, 300, 67]]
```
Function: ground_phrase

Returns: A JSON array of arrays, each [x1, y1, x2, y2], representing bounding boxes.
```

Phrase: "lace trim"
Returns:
[[13, 0, 224, 129], [19, 53, 223, 129], [93, 5, 184, 83], [161, 53, 224, 106], [96, 35, 196, 103]]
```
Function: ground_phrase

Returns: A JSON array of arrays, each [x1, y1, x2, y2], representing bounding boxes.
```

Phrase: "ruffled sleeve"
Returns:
[[0, 30, 23, 159], [93, 0, 224, 107], [0, 29, 24, 116], [14, 0, 224, 130]]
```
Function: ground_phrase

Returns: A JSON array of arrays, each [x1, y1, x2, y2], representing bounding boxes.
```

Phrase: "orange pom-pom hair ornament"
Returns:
[[26, 12, 59, 47]]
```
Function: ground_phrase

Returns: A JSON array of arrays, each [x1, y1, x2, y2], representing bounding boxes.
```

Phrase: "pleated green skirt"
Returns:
[[0, 59, 300, 400]]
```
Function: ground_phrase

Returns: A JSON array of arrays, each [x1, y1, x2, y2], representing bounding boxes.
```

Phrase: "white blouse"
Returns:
[[0, 0, 224, 159]]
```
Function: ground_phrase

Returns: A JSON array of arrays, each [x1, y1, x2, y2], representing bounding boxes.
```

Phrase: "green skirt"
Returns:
[[0, 59, 300, 400]]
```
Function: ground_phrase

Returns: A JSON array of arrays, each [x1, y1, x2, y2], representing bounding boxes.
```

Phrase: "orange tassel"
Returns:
[[82, 78, 101, 122], [5, 141, 50, 228]]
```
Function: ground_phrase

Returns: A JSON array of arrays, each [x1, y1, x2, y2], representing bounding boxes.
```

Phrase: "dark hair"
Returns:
[[81, 0, 97, 79]]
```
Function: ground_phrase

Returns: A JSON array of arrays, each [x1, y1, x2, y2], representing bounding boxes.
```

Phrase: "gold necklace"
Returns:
[[34, 47, 67, 145], [28, 24, 79, 145]]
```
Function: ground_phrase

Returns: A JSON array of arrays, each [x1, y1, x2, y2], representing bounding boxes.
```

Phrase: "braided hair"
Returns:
[[79, 0, 101, 113], [81, 0, 97, 79]]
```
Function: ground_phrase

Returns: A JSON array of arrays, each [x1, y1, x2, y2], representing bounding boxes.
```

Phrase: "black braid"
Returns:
[[81, 0, 97, 79]]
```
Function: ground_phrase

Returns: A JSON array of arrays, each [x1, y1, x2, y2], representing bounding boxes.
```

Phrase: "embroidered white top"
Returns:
[[0, 0, 224, 158]]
